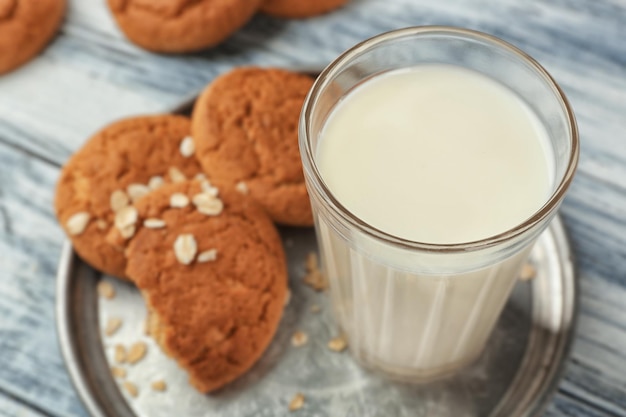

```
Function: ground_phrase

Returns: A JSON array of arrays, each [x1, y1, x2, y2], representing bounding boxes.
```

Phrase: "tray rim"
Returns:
[[56, 241, 108, 417]]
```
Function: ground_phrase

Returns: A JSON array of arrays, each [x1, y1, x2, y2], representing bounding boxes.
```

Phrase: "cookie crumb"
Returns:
[[304, 270, 328, 291], [168, 167, 187, 183], [303, 252, 328, 290], [284, 290, 291, 306], [127, 341, 147, 364], [114, 344, 127, 363], [289, 393, 305, 411], [111, 366, 126, 379], [123, 381, 138, 398], [97, 281, 116, 299], [197, 249, 218, 263], [520, 263, 537, 281], [148, 175, 164, 190], [328, 335, 348, 352], [305, 252, 318, 272], [144, 218, 166, 229], [174, 234, 198, 265], [151, 380, 167, 392], [170, 193, 190, 208], [310, 304, 321, 313], [105, 317, 122, 336], [66, 212, 91, 236], [110, 190, 130, 212], [235, 181, 249, 195], [96, 219, 108, 230], [127, 183, 150, 203], [291, 331, 308, 347], [115, 206, 138, 230], [180, 136, 195, 157]]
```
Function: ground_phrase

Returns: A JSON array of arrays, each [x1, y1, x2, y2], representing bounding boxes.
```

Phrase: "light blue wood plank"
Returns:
[[546, 390, 623, 417], [0, 144, 87, 417], [0, 395, 49, 417]]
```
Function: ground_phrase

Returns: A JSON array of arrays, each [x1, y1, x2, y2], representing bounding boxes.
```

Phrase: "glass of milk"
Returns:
[[299, 27, 579, 381]]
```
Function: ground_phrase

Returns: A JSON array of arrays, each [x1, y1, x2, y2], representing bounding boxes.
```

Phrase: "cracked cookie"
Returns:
[[54, 115, 203, 279], [191, 67, 314, 226], [260, 0, 349, 18], [0, 0, 66, 74], [106, 0, 262, 53], [125, 180, 287, 392]]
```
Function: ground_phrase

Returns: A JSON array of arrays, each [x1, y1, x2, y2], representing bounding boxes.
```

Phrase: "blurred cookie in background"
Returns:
[[106, 0, 262, 53], [0, 0, 66, 74]]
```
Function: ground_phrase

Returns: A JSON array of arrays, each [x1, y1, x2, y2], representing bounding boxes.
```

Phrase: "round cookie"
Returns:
[[125, 181, 288, 392], [191, 67, 314, 226], [260, 0, 349, 18], [0, 0, 66, 74], [106, 0, 262, 53], [55, 115, 203, 279]]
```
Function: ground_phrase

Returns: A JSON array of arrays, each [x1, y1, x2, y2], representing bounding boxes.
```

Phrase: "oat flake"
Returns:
[[174, 234, 197, 265], [119, 224, 136, 239], [291, 331, 308, 347], [170, 193, 190, 208], [123, 381, 138, 398], [114, 345, 127, 363], [151, 380, 167, 392], [197, 249, 218, 263], [235, 181, 249, 195], [520, 263, 537, 281], [66, 212, 90, 235], [110, 190, 129, 212], [179, 136, 195, 157], [328, 335, 348, 352], [126, 183, 150, 202], [115, 206, 138, 230], [97, 281, 115, 299], [148, 176, 164, 190], [105, 317, 122, 336], [127, 341, 147, 364], [111, 366, 126, 379], [168, 167, 187, 183], [144, 218, 166, 229], [289, 393, 305, 411]]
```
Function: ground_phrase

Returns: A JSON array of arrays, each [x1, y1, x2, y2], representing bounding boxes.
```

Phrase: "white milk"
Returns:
[[318, 65, 553, 244], [314, 65, 554, 377]]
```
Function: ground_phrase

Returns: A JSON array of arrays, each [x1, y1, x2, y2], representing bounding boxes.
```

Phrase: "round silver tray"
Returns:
[[56, 211, 577, 417]]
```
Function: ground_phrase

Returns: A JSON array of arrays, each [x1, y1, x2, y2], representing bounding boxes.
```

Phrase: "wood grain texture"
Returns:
[[0, 395, 49, 417], [0, 0, 625, 415], [0, 142, 88, 417]]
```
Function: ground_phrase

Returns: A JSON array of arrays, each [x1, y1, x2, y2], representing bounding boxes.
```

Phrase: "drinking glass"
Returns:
[[299, 26, 579, 381]]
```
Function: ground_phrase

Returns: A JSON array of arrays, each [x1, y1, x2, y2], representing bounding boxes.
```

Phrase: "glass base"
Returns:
[[351, 347, 483, 383]]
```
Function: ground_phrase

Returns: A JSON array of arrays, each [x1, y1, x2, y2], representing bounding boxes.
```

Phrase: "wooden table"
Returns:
[[0, 1, 625, 416]]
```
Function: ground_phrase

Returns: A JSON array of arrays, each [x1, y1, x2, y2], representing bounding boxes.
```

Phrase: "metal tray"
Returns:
[[56, 88, 577, 417], [56, 215, 576, 417]]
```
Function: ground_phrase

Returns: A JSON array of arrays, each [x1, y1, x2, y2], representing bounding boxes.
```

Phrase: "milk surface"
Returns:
[[317, 65, 553, 244]]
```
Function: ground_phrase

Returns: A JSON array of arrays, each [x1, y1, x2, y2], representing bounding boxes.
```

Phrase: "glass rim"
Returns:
[[300, 25, 579, 253]]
